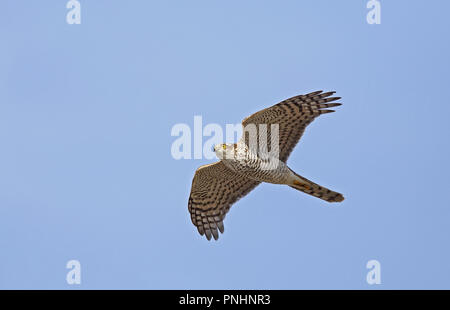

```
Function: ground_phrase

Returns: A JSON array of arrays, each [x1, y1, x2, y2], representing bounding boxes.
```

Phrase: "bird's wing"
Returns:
[[188, 161, 260, 240], [241, 90, 342, 163]]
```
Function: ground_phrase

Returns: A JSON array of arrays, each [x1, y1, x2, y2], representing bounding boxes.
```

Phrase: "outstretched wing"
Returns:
[[242, 90, 342, 163], [188, 162, 260, 240]]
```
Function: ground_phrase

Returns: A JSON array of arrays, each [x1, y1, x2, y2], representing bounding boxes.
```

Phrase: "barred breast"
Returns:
[[221, 142, 292, 184]]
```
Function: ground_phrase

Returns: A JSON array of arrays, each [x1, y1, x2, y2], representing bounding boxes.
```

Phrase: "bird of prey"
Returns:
[[188, 90, 344, 240]]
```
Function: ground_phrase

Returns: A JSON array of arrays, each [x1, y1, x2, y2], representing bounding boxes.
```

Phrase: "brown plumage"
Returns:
[[188, 90, 344, 240]]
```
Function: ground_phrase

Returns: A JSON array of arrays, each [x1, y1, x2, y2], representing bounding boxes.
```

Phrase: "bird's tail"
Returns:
[[289, 169, 344, 203]]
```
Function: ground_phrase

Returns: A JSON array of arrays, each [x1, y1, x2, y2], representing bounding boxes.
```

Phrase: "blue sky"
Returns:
[[1, 1, 449, 289]]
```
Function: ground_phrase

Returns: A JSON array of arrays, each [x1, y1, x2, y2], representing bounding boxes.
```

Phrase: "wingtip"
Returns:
[[197, 226, 205, 236], [308, 90, 323, 96], [321, 91, 336, 97], [217, 222, 224, 234], [205, 230, 212, 240], [211, 229, 219, 240], [321, 109, 335, 114]]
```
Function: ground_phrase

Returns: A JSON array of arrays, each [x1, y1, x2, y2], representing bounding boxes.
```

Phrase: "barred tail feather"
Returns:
[[289, 170, 344, 203]]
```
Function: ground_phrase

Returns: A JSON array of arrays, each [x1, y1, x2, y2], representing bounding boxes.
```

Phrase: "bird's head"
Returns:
[[214, 143, 237, 160]]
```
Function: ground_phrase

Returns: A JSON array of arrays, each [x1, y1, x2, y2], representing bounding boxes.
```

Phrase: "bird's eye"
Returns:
[[222, 144, 227, 150]]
